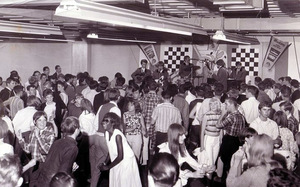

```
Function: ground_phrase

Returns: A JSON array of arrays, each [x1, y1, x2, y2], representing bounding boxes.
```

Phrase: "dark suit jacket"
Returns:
[[213, 67, 229, 92], [65, 84, 76, 102], [35, 137, 78, 186]]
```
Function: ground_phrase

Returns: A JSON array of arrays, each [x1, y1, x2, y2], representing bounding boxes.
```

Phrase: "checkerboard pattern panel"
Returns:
[[163, 47, 190, 72], [231, 48, 259, 77]]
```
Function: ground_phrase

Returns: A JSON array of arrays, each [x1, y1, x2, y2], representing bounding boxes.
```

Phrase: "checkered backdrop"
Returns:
[[163, 45, 192, 73], [231, 48, 259, 77]]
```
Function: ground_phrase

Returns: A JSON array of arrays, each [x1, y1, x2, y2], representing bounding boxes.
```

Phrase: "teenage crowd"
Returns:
[[0, 60, 300, 187]]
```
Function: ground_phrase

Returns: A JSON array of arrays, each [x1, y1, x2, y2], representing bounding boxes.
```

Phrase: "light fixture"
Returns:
[[0, 36, 74, 42], [55, 0, 206, 36], [219, 0, 264, 11], [87, 33, 157, 44], [213, 0, 246, 5], [212, 31, 260, 45], [0, 20, 62, 35], [224, 5, 254, 9]]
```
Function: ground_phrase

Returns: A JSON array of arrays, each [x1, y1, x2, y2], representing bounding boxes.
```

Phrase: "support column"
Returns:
[[71, 41, 90, 75]]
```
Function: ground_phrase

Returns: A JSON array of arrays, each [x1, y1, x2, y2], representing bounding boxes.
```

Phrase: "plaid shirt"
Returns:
[[142, 91, 162, 128], [287, 115, 299, 136], [19, 125, 55, 162], [218, 110, 247, 137]]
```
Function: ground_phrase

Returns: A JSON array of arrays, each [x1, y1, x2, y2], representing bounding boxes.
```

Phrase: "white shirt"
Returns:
[[266, 89, 276, 102], [158, 142, 201, 186], [79, 110, 97, 136], [84, 89, 98, 105], [0, 140, 14, 156], [185, 91, 196, 105], [13, 106, 37, 133], [241, 97, 260, 124], [250, 117, 279, 140], [44, 102, 56, 122], [93, 101, 121, 131]]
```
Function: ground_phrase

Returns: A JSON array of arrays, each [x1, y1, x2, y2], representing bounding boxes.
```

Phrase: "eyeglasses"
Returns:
[[102, 119, 111, 123]]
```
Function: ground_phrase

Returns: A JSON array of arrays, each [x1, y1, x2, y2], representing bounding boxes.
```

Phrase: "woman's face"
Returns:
[[57, 84, 64, 91], [36, 115, 47, 130], [45, 94, 54, 103], [102, 118, 113, 131], [128, 102, 135, 112], [178, 134, 186, 144], [210, 101, 219, 112]]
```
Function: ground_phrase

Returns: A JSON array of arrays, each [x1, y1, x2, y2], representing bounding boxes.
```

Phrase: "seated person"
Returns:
[[158, 123, 204, 186]]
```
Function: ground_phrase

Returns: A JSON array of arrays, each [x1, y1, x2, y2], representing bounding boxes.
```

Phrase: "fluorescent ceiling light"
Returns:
[[213, 0, 246, 5], [55, 0, 206, 36], [212, 30, 260, 45], [145, 26, 192, 36], [224, 5, 254, 9], [0, 20, 62, 35], [10, 18, 44, 21], [2, 15, 23, 18], [87, 33, 156, 44], [0, 36, 74, 42]]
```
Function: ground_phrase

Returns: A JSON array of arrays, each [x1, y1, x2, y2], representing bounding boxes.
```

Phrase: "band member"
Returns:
[[179, 56, 193, 81], [229, 61, 248, 83], [212, 59, 228, 92], [153, 61, 169, 88], [131, 59, 152, 81]]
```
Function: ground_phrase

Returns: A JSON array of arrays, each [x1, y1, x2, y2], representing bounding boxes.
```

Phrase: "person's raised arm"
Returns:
[[216, 110, 227, 129]]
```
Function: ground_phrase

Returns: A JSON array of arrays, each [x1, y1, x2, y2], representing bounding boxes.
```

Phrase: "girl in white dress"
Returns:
[[43, 89, 58, 137], [100, 112, 142, 187]]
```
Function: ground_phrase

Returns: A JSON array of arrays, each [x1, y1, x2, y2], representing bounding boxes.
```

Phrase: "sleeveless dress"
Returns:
[[105, 129, 142, 187]]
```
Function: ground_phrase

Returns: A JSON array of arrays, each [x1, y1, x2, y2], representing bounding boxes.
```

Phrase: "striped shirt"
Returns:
[[203, 111, 221, 136], [152, 102, 182, 133]]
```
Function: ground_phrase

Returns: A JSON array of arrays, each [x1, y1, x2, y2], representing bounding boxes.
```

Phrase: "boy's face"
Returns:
[[141, 62, 147, 68], [8, 81, 16, 89], [259, 106, 271, 119], [28, 87, 36, 96], [132, 90, 140, 100]]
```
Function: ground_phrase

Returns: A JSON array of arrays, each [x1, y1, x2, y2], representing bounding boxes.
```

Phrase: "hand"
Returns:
[[99, 163, 109, 171], [16, 130, 23, 139], [33, 128, 39, 137]]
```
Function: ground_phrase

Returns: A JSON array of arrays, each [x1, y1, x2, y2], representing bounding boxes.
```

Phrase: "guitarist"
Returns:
[[131, 59, 152, 81], [153, 61, 169, 88], [179, 55, 193, 83]]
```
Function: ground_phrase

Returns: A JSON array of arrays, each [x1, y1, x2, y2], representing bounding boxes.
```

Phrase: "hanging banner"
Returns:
[[139, 44, 159, 66], [262, 36, 290, 70]]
